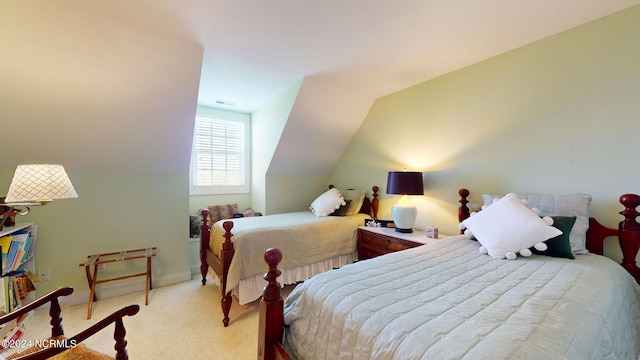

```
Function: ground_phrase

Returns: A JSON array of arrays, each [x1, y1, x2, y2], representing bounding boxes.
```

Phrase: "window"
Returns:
[[190, 110, 250, 195]]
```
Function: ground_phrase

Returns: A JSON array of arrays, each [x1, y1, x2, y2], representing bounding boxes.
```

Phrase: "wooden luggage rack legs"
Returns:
[[79, 247, 157, 319]]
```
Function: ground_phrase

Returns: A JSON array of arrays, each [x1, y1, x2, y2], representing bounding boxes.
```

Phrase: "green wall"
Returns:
[[331, 6, 640, 262], [252, 80, 302, 214], [265, 174, 332, 214], [1, 170, 190, 298]]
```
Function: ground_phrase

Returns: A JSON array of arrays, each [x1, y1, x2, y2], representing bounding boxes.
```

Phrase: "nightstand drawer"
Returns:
[[357, 228, 423, 260]]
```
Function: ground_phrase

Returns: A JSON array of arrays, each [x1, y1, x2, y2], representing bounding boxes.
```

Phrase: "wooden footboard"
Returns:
[[199, 212, 235, 327], [201, 185, 380, 327], [258, 248, 289, 360]]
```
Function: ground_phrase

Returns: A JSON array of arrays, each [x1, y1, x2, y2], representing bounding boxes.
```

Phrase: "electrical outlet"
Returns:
[[38, 267, 51, 281], [98, 263, 106, 272]]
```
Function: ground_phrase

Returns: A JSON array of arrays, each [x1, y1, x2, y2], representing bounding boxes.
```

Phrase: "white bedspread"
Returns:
[[284, 235, 640, 360], [210, 211, 369, 299]]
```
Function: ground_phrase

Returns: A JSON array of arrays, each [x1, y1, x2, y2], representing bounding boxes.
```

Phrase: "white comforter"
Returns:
[[284, 235, 640, 360], [210, 211, 369, 295]]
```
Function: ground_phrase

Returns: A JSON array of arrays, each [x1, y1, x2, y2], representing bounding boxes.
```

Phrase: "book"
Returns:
[[7, 231, 29, 273], [0, 318, 15, 341], [0, 229, 30, 275], [21, 234, 33, 266], [8, 278, 18, 310], [25, 227, 37, 260], [19, 274, 35, 293], [0, 235, 12, 274], [4, 239, 20, 274], [12, 248, 25, 272], [0, 323, 25, 351], [13, 277, 25, 302]]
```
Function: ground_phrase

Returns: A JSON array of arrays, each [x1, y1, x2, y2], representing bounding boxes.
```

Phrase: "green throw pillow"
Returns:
[[330, 200, 352, 216], [534, 216, 576, 259]]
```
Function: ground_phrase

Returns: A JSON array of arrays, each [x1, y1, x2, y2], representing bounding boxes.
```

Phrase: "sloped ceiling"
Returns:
[[189, 0, 640, 111], [267, 77, 375, 174], [2, 1, 639, 175], [0, 1, 203, 174]]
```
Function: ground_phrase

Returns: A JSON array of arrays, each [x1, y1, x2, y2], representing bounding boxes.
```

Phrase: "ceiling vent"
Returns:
[[215, 99, 236, 106]]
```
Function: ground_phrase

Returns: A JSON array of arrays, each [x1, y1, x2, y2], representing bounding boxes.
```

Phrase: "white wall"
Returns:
[[331, 6, 640, 263]]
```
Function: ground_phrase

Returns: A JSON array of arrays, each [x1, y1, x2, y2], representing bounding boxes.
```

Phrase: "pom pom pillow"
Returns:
[[310, 188, 346, 217], [481, 193, 591, 255], [461, 193, 562, 259]]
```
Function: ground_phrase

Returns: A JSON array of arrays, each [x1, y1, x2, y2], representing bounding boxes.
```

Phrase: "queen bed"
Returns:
[[200, 185, 379, 326], [257, 189, 640, 360]]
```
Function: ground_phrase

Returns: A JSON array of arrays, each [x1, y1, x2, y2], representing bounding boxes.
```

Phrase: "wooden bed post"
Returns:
[[200, 209, 211, 286], [371, 186, 379, 220], [221, 221, 235, 327], [618, 194, 640, 284], [458, 188, 470, 234], [200, 209, 236, 326], [258, 248, 288, 360], [359, 186, 380, 219]]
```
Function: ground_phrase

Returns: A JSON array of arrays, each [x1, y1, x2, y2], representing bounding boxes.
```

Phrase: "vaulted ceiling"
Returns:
[[171, 0, 640, 112], [2, 1, 638, 175]]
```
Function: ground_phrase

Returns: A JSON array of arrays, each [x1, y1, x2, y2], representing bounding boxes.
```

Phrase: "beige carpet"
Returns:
[[2, 276, 280, 359]]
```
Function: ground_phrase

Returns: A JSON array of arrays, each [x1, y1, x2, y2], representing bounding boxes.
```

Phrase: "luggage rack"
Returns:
[[79, 247, 157, 319]]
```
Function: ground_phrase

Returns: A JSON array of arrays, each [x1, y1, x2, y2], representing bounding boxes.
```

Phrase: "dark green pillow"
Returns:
[[330, 200, 352, 217], [534, 216, 576, 259]]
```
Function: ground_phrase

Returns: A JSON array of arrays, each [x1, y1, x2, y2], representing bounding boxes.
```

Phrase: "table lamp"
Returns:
[[0, 164, 78, 230], [386, 171, 424, 233]]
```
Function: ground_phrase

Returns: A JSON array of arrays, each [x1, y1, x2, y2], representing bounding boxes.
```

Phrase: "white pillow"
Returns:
[[339, 189, 365, 216], [310, 188, 346, 217], [482, 193, 591, 255], [462, 193, 562, 259]]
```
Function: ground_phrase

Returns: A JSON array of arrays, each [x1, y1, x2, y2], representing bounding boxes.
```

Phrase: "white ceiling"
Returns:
[[168, 0, 640, 112]]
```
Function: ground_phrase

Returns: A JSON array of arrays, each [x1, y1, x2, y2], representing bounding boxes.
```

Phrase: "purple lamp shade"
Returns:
[[386, 171, 424, 195]]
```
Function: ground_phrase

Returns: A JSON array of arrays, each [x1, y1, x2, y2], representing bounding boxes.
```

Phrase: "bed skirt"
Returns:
[[208, 252, 357, 305]]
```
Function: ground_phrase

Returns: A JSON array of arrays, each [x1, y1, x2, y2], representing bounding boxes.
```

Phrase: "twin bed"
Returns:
[[199, 185, 379, 326], [258, 189, 640, 360]]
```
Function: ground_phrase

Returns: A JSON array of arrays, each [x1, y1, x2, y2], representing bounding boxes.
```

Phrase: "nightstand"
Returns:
[[357, 226, 448, 260]]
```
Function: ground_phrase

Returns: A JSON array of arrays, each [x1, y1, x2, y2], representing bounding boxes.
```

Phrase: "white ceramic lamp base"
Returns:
[[391, 196, 417, 233]]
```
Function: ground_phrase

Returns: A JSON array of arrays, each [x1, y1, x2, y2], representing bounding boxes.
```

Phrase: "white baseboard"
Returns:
[[190, 264, 200, 275], [61, 271, 192, 306]]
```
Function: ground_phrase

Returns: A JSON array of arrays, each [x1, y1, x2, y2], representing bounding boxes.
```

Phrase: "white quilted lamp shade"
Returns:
[[5, 164, 78, 203]]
